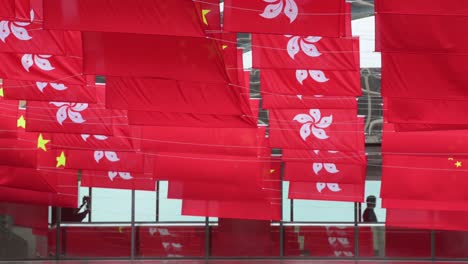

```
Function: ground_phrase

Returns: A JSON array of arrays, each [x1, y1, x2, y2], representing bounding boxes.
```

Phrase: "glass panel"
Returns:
[[435, 230, 468, 258], [61, 226, 131, 258], [293, 200, 354, 222], [282, 181, 291, 221], [363, 180, 386, 222], [137, 226, 205, 257], [284, 225, 355, 257], [360, 227, 431, 258], [158, 181, 205, 222], [135, 190, 156, 222], [210, 219, 280, 257], [90, 188, 131, 222]]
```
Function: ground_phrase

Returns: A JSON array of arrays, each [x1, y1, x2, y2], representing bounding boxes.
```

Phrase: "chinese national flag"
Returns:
[[289, 181, 364, 202], [224, 0, 349, 37], [0, 136, 37, 168], [43, 0, 205, 37], [81, 170, 156, 191], [252, 34, 359, 70], [269, 109, 364, 152], [0, 98, 19, 138], [260, 69, 361, 97]]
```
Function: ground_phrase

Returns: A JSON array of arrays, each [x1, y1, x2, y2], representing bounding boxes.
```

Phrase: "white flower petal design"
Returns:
[[299, 123, 312, 141], [158, 229, 170, 236], [309, 109, 321, 122], [56, 106, 68, 125], [284, 0, 298, 23], [300, 40, 321, 57], [316, 115, 333, 128], [259, 1, 283, 19], [10, 23, 32, 40], [149, 228, 157, 236], [104, 151, 120, 162], [94, 151, 104, 163], [94, 135, 108, 140], [0, 21, 11, 42], [304, 36, 322, 43], [338, 237, 350, 246], [296, 94, 303, 100], [34, 55, 54, 71], [162, 242, 170, 250], [327, 183, 342, 192], [118, 172, 133, 180], [312, 126, 329, 139], [36, 82, 48, 92], [296, 69, 308, 85], [293, 113, 313, 124], [108, 171, 118, 181], [21, 54, 33, 71], [316, 182, 326, 193], [81, 134, 91, 141], [13, 21, 30, 27], [50, 102, 68, 107], [67, 108, 85, 123], [287, 36, 300, 59], [50, 83, 68, 91], [324, 163, 339, 174], [71, 103, 88, 112], [30, 10, 34, 22], [172, 243, 182, 249], [313, 150, 320, 155], [309, 70, 329, 83], [313, 163, 323, 175], [328, 237, 337, 245]]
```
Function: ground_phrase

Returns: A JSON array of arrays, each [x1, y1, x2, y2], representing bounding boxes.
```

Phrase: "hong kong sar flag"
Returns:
[[269, 109, 364, 152]]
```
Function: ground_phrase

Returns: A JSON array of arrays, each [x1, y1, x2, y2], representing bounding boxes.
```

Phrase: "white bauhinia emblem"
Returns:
[[313, 163, 339, 175], [334, 251, 354, 257], [293, 109, 332, 141], [316, 182, 342, 193], [22, 54, 55, 72], [286, 35, 322, 59], [50, 102, 88, 125], [0, 10, 34, 43], [328, 237, 350, 248], [94, 150, 120, 163], [81, 134, 108, 141], [296, 70, 329, 84], [108, 171, 133, 181], [260, 0, 298, 23], [36, 82, 67, 93]]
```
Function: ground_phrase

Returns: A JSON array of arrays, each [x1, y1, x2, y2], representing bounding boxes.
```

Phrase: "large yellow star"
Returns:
[[56, 151, 66, 168], [0, 88, 4, 97], [455, 161, 462, 168], [202, 9, 211, 25], [37, 133, 50, 151], [17, 115, 26, 129]]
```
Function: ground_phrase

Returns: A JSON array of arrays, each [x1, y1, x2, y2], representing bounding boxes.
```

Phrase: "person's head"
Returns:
[[366, 195, 376, 209]]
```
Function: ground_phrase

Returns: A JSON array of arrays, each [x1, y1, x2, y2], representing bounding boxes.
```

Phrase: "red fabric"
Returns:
[[0, 136, 37, 168], [0, 53, 84, 84], [288, 181, 364, 202], [394, 123, 468, 132], [194, 0, 220, 32], [81, 170, 155, 191], [386, 208, 468, 231], [3, 79, 97, 102], [261, 69, 361, 97], [139, 126, 265, 157], [0, 166, 56, 192], [138, 226, 205, 257], [168, 181, 266, 201], [43, 0, 205, 37], [385, 227, 431, 257], [435, 230, 468, 258], [128, 111, 257, 128], [375, 0, 468, 15], [386, 97, 468, 125], [224, 0, 348, 37], [383, 198, 468, 212], [262, 95, 357, 109], [284, 161, 366, 184], [105, 77, 244, 115], [153, 152, 264, 183], [83, 32, 228, 83], [282, 149, 367, 164], [0, 99, 19, 138], [269, 109, 364, 152], [381, 53, 468, 100], [0, 202, 48, 231], [0, 0, 42, 21], [252, 34, 359, 70]]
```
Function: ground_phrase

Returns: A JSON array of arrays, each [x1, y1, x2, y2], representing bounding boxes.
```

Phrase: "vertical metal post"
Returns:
[[431, 229, 436, 260], [205, 217, 210, 259], [290, 199, 294, 222], [131, 190, 136, 260], [88, 187, 92, 222], [280, 162, 285, 258], [155, 181, 160, 222], [354, 202, 359, 259], [55, 207, 62, 260]]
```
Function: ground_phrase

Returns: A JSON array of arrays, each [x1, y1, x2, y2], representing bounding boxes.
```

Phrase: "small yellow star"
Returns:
[[0, 87, 4, 97], [118, 226, 124, 233], [37, 133, 50, 151], [201, 9, 211, 25], [56, 151, 66, 168], [222, 45, 228, 50], [455, 161, 462, 168], [17, 115, 26, 129], [270, 169, 276, 174]]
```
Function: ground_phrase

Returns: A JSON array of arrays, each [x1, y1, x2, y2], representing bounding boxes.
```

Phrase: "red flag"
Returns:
[[0, 0, 42, 21], [168, 181, 267, 201], [0, 98, 19, 138], [81, 170, 155, 191], [381, 53, 468, 100], [43, 0, 205, 37], [0, 53, 84, 84], [105, 77, 245, 115], [282, 149, 367, 164], [3, 79, 97, 102], [0, 166, 56, 192], [262, 94, 357, 109], [83, 32, 229, 83], [288, 181, 364, 202], [285, 161, 366, 184], [0, 136, 37, 168], [193, 0, 221, 32], [224, 0, 348, 37], [261, 69, 361, 97], [269, 109, 364, 151], [252, 34, 359, 70], [386, 208, 468, 231]]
